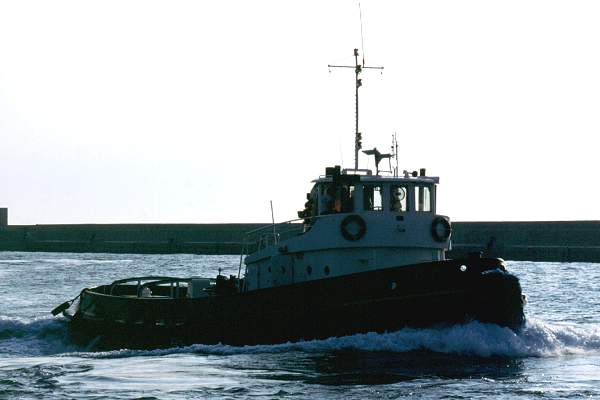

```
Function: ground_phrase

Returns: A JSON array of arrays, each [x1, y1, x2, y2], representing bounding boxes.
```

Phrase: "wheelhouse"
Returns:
[[300, 166, 439, 222]]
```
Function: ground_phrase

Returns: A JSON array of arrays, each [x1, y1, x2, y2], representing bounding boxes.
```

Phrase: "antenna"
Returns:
[[270, 200, 277, 245], [328, 49, 383, 170], [392, 133, 399, 177], [359, 2, 365, 66]]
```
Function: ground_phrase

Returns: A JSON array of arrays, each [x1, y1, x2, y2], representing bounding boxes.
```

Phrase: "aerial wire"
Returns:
[[359, 2, 365, 66]]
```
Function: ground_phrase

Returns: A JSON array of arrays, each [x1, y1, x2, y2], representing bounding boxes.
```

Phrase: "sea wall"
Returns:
[[0, 224, 264, 255], [1, 221, 599, 262], [448, 221, 600, 262], [0, 208, 7, 228]]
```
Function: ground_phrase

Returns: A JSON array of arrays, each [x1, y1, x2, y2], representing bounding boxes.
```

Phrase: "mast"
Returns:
[[329, 49, 383, 170]]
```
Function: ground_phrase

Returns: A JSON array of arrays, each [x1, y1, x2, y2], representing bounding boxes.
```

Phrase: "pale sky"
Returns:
[[1, 1, 599, 225]]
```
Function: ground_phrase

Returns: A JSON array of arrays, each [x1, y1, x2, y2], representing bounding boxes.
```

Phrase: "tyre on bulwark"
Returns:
[[431, 216, 451, 242], [340, 215, 367, 241]]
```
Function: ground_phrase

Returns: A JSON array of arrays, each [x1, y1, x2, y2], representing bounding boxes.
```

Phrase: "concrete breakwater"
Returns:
[[450, 221, 600, 262], [1, 221, 600, 262], [0, 224, 264, 255]]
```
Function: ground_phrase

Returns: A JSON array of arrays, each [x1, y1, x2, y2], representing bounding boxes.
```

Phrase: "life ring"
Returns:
[[340, 215, 367, 241], [431, 217, 451, 242]]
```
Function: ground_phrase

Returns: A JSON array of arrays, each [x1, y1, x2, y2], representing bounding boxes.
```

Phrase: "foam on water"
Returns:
[[2, 313, 599, 360], [0, 316, 82, 356], [50, 318, 598, 360]]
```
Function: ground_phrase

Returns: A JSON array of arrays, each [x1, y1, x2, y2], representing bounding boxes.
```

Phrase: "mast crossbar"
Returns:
[[328, 49, 383, 170]]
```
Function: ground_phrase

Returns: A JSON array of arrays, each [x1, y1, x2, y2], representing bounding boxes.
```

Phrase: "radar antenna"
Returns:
[[328, 49, 383, 171], [362, 147, 392, 176]]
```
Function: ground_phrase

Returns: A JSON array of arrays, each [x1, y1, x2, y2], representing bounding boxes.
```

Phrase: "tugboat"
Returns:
[[52, 49, 525, 348]]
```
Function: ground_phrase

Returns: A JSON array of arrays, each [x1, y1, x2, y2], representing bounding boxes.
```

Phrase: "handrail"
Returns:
[[109, 276, 188, 295], [239, 215, 332, 259], [137, 277, 201, 298], [243, 215, 325, 236], [236, 215, 331, 284], [140, 277, 195, 288], [110, 276, 183, 286]]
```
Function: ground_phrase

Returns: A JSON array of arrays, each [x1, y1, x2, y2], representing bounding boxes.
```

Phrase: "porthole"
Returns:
[[460, 265, 467, 272], [306, 266, 312, 275], [324, 265, 330, 276]]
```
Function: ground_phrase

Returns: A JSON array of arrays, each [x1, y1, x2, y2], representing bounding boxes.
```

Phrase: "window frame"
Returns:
[[362, 184, 384, 212], [389, 184, 409, 213], [414, 184, 434, 213]]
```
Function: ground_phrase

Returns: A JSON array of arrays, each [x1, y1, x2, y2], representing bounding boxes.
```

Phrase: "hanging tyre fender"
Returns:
[[431, 216, 452, 242], [340, 214, 367, 241]]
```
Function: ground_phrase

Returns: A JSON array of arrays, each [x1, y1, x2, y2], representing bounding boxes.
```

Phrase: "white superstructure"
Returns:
[[243, 166, 451, 291]]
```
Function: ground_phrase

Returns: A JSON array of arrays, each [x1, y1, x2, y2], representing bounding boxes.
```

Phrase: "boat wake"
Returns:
[[2, 316, 598, 359], [0, 315, 83, 356], [73, 318, 600, 359]]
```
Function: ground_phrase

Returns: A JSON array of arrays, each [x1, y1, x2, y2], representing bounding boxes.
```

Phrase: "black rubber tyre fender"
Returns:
[[340, 214, 367, 241], [431, 216, 452, 242]]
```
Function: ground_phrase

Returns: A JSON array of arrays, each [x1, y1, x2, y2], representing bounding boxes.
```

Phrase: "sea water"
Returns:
[[0, 252, 598, 399]]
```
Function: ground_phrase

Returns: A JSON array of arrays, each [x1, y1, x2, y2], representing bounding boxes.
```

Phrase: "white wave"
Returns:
[[66, 318, 600, 360], [0, 315, 61, 334], [519, 318, 600, 355], [0, 315, 81, 356]]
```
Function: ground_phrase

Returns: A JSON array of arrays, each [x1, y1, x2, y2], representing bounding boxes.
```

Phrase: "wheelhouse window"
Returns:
[[390, 185, 408, 212], [318, 184, 355, 214], [363, 185, 383, 211], [415, 185, 432, 212], [341, 185, 355, 213], [318, 184, 334, 215]]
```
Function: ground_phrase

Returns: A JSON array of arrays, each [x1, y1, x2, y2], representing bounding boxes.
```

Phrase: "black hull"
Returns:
[[68, 257, 525, 349]]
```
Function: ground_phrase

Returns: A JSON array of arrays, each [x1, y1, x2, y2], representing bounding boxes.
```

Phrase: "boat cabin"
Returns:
[[242, 166, 451, 292], [302, 166, 437, 221]]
